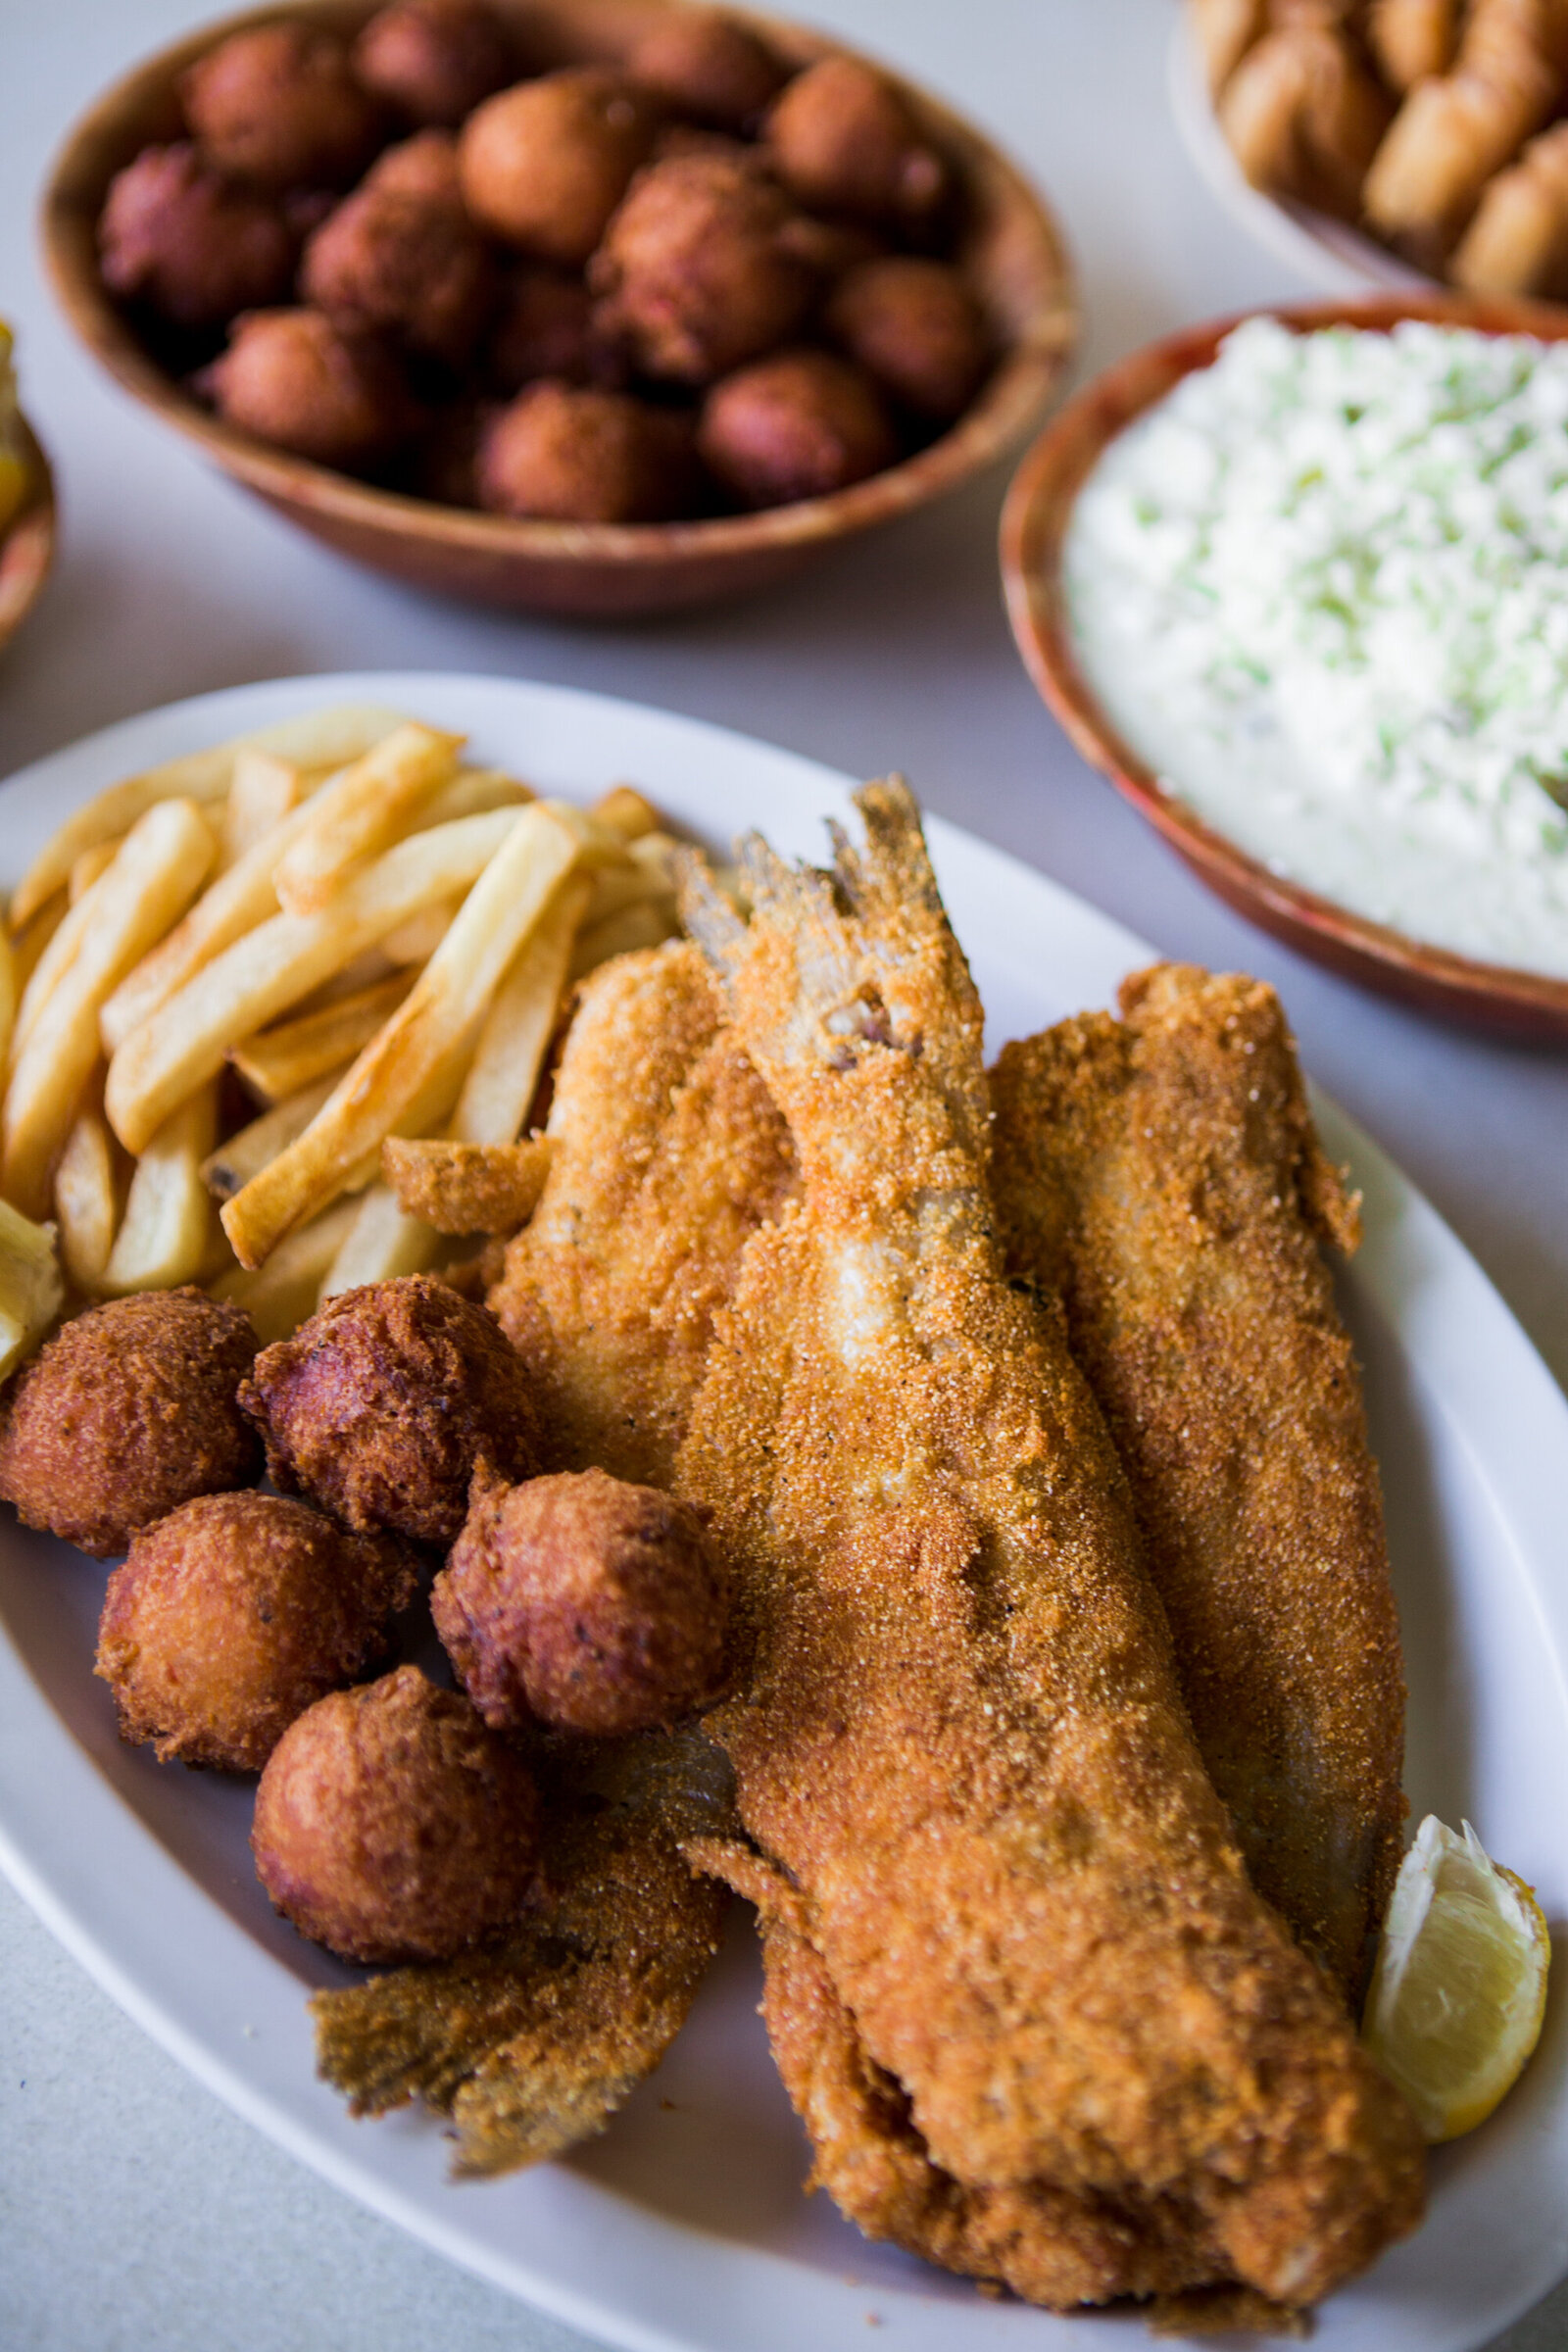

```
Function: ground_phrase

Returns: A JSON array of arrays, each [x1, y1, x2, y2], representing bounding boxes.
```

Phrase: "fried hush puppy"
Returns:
[[361, 126, 465, 209], [591, 149, 817, 383], [180, 24, 386, 194], [698, 346, 896, 506], [765, 55, 950, 231], [97, 143, 298, 330], [485, 267, 599, 392], [0, 1291, 260, 1559], [353, 0, 516, 129], [95, 1493, 419, 1773], [476, 381, 697, 522], [824, 255, 989, 420], [459, 70, 660, 267], [201, 308, 416, 468], [240, 1274, 538, 1546], [434, 1464, 729, 1737], [627, 9, 788, 131], [303, 179, 496, 368], [252, 1665, 540, 1963]]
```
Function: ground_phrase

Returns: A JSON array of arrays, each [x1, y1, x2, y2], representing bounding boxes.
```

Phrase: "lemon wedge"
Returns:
[[1362, 1814, 1550, 2143]]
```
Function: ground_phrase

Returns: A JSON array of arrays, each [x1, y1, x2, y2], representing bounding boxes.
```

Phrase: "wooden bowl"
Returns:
[[0, 418, 56, 658], [1001, 291, 1568, 1042], [41, 0, 1076, 621]]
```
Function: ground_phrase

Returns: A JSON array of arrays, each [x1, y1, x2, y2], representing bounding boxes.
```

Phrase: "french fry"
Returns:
[[421, 766, 534, 825], [201, 1070, 349, 1200], [320, 1181, 445, 1298], [54, 1086, 122, 1294], [100, 1082, 217, 1295], [591, 783, 662, 842], [219, 749, 308, 869], [229, 972, 416, 1104], [451, 874, 588, 1145], [379, 897, 462, 967], [9, 892, 66, 1003], [104, 806, 518, 1157], [210, 1199, 359, 1343], [272, 721, 464, 916], [14, 883, 100, 1060], [0, 1198, 63, 1382], [221, 802, 582, 1268], [567, 895, 679, 981], [9, 703, 408, 931], [70, 842, 119, 905], [4, 801, 217, 1216], [382, 1136, 553, 1234]]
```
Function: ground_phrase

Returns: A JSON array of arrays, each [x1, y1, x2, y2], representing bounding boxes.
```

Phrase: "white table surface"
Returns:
[[2, 5, 1565, 2348]]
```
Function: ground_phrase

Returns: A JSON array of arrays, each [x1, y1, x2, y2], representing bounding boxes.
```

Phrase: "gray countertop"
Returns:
[[2, 5, 1565, 2347]]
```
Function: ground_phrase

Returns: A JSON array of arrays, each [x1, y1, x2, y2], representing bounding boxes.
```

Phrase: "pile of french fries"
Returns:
[[0, 705, 682, 1347]]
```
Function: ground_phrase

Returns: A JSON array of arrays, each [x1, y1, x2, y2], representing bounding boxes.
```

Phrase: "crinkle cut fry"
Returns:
[[988, 963, 1406, 2013], [312, 1730, 729, 2176], [675, 780, 1424, 2311]]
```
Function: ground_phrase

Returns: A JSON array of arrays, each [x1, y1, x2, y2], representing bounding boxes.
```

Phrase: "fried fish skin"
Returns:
[[490, 941, 795, 1488], [989, 964, 1405, 2011], [675, 787, 1424, 2310]]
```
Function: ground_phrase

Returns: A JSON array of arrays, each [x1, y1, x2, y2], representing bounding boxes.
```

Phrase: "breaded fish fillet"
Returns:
[[316, 945, 791, 2175], [492, 941, 795, 1487], [989, 965, 1404, 2008], [676, 786, 1424, 2310]]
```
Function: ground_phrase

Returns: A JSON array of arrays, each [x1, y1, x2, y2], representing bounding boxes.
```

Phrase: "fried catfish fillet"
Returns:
[[989, 965, 1405, 2010], [313, 1729, 731, 2174], [674, 784, 1424, 2311], [315, 945, 791, 2177], [490, 940, 795, 1487]]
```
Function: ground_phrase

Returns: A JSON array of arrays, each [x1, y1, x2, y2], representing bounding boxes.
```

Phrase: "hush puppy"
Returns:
[[252, 1664, 540, 1962], [434, 1464, 729, 1737], [459, 69, 660, 267], [476, 381, 696, 521], [765, 55, 949, 231], [96, 1492, 419, 1772], [303, 180, 496, 368], [485, 267, 598, 392], [628, 10, 787, 130], [239, 1275, 538, 1546], [98, 143, 298, 329], [353, 0, 515, 128], [698, 346, 897, 507], [591, 149, 816, 383], [180, 24, 385, 193], [361, 126, 465, 207], [825, 255, 989, 420], [0, 1291, 261, 1559], [201, 308, 416, 468]]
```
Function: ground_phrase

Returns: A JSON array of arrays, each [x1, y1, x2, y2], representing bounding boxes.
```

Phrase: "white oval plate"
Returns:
[[1168, 11, 1434, 299], [1, 673, 1565, 2352]]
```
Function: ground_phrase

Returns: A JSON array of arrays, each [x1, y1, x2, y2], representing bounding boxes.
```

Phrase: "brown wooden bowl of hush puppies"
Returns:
[[42, 0, 1077, 617]]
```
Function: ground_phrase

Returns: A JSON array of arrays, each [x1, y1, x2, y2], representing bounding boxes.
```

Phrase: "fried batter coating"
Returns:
[[764, 55, 950, 230], [590, 150, 817, 383], [201, 307, 416, 468], [381, 1135, 552, 1236], [698, 347, 897, 507], [491, 942, 796, 1488], [180, 24, 385, 193], [989, 964, 1406, 2009], [98, 143, 298, 329], [825, 256, 989, 420], [0, 1290, 260, 1558], [353, 0, 516, 128], [435, 1463, 728, 1735], [95, 1492, 418, 1772], [459, 70, 660, 266], [253, 1664, 540, 1963], [240, 1274, 538, 1545], [628, 9, 788, 129], [475, 381, 696, 521], [485, 266, 599, 390], [673, 788, 1423, 2310], [312, 1725, 730, 2172], [302, 179, 496, 367]]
